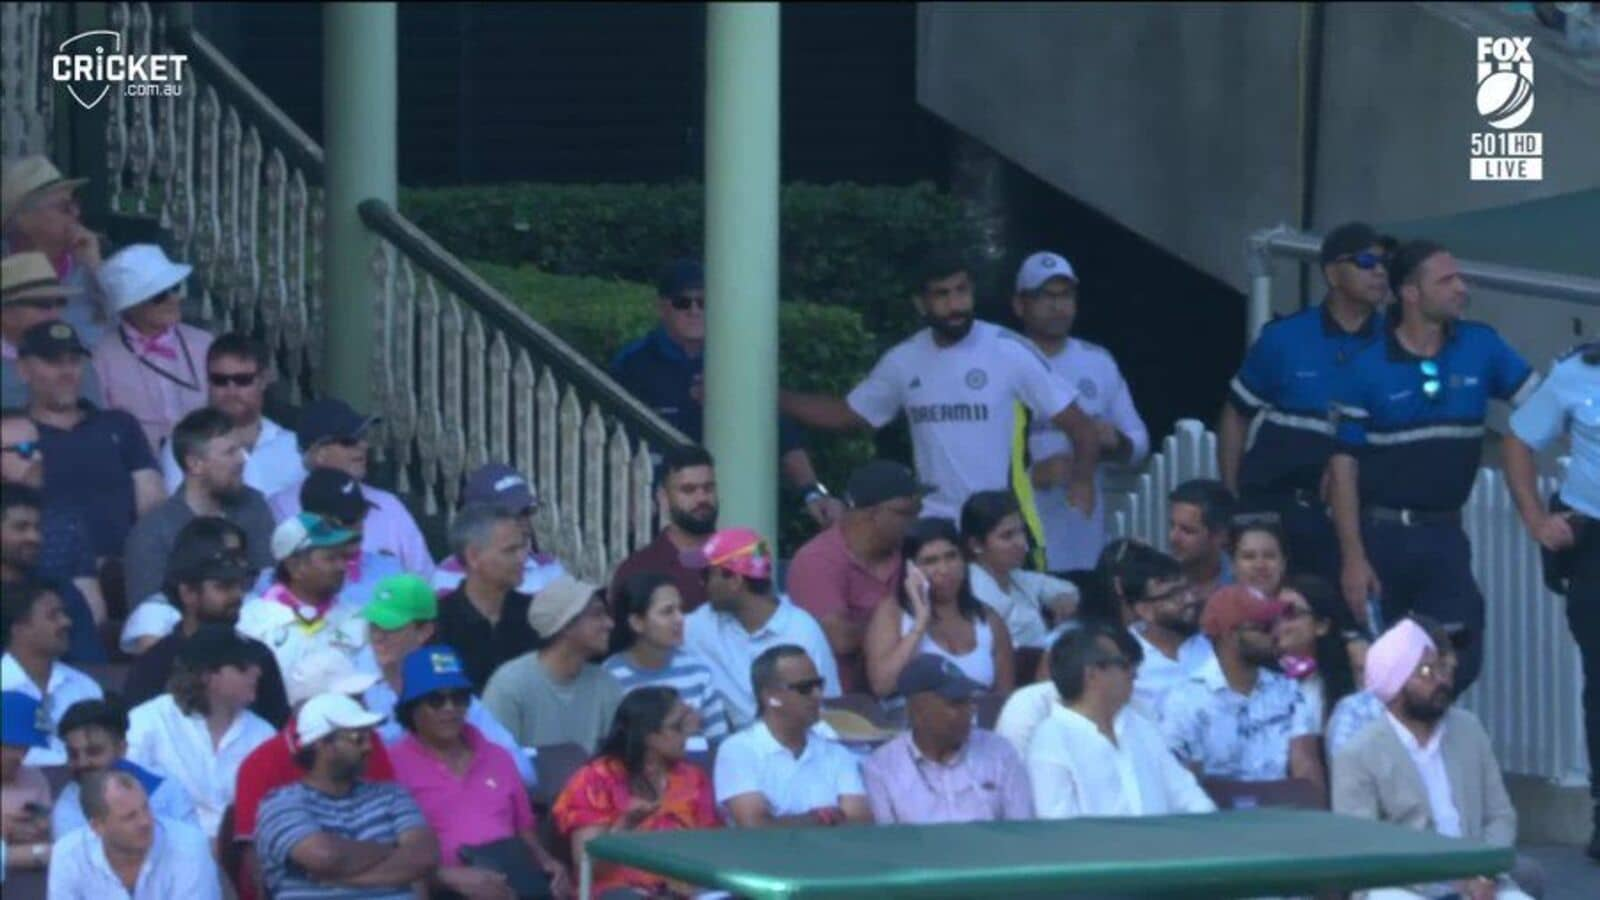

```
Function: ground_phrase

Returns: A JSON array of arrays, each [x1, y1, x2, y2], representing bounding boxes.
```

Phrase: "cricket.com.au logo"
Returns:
[[51, 30, 188, 111], [1469, 36, 1542, 182]]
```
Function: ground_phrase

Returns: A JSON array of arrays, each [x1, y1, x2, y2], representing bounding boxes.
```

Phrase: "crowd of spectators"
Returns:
[[2, 150, 1596, 900]]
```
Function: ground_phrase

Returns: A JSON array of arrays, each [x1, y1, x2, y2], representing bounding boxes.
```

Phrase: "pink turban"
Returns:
[[1363, 619, 1436, 702]]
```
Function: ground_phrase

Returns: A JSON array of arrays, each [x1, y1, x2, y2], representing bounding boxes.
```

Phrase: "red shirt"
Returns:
[[608, 531, 708, 615], [785, 524, 902, 693], [232, 717, 396, 841]]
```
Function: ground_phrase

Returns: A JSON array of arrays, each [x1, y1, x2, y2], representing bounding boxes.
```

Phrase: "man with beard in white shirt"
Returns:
[[780, 249, 1102, 524], [1012, 252, 1150, 571]]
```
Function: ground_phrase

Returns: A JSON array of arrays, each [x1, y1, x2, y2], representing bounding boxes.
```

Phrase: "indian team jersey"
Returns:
[[847, 320, 1076, 521], [1026, 338, 1151, 571]]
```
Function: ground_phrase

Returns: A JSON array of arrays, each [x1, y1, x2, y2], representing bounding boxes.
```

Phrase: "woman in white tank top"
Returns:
[[864, 517, 1016, 698]]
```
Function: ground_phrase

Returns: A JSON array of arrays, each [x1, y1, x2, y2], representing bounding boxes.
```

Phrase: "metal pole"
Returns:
[[321, 2, 397, 409], [703, 2, 780, 544]]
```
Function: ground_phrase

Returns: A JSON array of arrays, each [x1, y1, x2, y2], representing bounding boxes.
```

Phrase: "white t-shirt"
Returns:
[[683, 596, 841, 730], [847, 321, 1077, 521], [125, 694, 275, 838], [1026, 338, 1150, 571], [713, 721, 865, 819]]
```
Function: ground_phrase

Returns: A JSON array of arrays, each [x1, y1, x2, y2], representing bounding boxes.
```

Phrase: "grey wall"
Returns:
[[918, 2, 1600, 293]]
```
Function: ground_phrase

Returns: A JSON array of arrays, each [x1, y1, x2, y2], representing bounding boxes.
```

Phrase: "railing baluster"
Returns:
[[414, 269, 442, 513], [631, 440, 656, 549], [166, 84, 195, 260], [235, 125, 262, 335], [105, 3, 129, 212], [126, 2, 155, 213], [463, 311, 488, 475], [558, 386, 584, 571], [487, 331, 511, 471], [512, 349, 537, 488], [388, 256, 418, 499], [440, 296, 469, 512], [536, 367, 560, 535], [306, 186, 326, 386], [259, 149, 287, 350], [192, 85, 221, 323], [606, 422, 632, 580], [581, 405, 607, 581], [284, 169, 309, 401], [215, 106, 242, 333]]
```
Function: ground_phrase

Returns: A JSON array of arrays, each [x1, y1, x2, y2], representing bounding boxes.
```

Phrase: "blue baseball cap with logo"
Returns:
[[1, 690, 50, 749], [399, 645, 473, 705]]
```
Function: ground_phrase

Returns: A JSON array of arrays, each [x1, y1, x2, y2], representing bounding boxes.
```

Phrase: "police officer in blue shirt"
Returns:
[[1503, 340, 1600, 859], [1328, 239, 1538, 693], [1219, 222, 1389, 586], [610, 259, 846, 526]]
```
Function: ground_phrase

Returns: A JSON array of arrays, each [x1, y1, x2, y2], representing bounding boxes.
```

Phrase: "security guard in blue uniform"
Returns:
[[1504, 340, 1600, 860], [610, 259, 845, 525], [1328, 239, 1537, 692], [1219, 222, 1389, 586]]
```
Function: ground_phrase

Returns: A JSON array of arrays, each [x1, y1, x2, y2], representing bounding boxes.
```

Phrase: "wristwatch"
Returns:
[[801, 482, 831, 506]]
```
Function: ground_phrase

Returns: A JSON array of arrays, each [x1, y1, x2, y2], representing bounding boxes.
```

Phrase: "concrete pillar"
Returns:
[[703, 2, 780, 545], [321, 2, 396, 408]]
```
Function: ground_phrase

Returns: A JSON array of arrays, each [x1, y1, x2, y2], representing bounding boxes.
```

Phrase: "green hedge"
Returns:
[[404, 181, 985, 349], [470, 261, 878, 553]]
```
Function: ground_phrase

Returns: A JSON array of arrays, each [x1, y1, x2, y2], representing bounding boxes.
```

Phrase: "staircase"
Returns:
[[2, 1, 689, 582]]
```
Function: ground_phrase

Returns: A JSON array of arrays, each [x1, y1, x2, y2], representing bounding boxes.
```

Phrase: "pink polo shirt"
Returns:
[[786, 523, 902, 692], [388, 724, 535, 866]]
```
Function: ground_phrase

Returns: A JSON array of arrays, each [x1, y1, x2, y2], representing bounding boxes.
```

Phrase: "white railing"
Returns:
[[1105, 419, 1586, 785]]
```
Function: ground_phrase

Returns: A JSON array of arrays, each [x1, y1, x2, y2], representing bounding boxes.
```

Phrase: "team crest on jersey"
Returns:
[[1077, 378, 1097, 401], [965, 368, 987, 390]]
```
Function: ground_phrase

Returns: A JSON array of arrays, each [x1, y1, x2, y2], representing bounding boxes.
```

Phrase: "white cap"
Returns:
[[285, 649, 381, 707], [295, 692, 385, 747], [1014, 251, 1078, 292], [99, 244, 193, 314]]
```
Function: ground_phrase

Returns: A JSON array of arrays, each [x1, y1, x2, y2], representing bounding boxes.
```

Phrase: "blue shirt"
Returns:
[[1334, 320, 1535, 511], [36, 402, 157, 557], [611, 327, 803, 453], [1230, 304, 1384, 493], [1509, 344, 1600, 519]]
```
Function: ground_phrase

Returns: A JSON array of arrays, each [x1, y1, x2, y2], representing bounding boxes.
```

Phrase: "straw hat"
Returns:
[[1, 252, 68, 305], [1, 156, 87, 225]]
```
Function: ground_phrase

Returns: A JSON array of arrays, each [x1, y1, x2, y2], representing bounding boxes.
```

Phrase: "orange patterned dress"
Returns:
[[552, 757, 720, 897]]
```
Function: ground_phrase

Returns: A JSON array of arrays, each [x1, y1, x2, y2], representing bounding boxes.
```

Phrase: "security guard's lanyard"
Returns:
[[119, 324, 200, 392]]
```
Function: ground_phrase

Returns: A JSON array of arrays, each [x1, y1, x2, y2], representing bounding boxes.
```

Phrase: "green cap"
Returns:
[[361, 574, 438, 630]]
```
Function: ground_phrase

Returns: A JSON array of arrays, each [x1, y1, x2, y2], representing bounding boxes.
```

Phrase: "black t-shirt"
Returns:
[[435, 587, 537, 692], [122, 628, 290, 728]]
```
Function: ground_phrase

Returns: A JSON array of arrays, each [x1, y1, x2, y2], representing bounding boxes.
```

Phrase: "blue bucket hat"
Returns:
[[1, 691, 50, 749], [399, 645, 473, 705]]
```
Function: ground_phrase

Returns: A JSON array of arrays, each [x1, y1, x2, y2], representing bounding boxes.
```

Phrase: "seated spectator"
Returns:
[[994, 675, 1060, 760], [554, 686, 719, 897], [21, 320, 162, 558], [125, 624, 275, 837], [122, 522, 289, 726], [158, 332, 304, 497], [864, 517, 1014, 700], [390, 644, 569, 898], [238, 512, 374, 678], [1028, 625, 1214, 818], [1161, 585, 1325, 791], [0, 407, 104, 622], [1, 157, 112, 346], [605, 572, 730, 745], [0, 581, 102, 764], [357, 578, 533, 786], [1328, 614, 1456, 759], [1, 691, 52, 871], [1, 487, 102, 662], [484, 575, 623, 752], [1123, 544, 1213, 720], [963, 490, 1078, 650], [53, 698, 197, 837], [1332, 619, 1530, 899], [257, 467, 405, 610], [48, 769, 221, 899], [787, 459, 924, 693], [609, 444, 719, 621], [683, 527, 840, 728], [4, 250, 103, 406], [863, 654, 1032, 824], [91, 244, 212, 451], [119, 515, 250, 654], [1273, 574, 1362, 726], [433, 504, 539, 692], [1167, 479, 1236, 602], [267, 398, 431, 577], [714, 644, 870, 828], [232, 649, 394, 900], [254, 693, 438, 899], [122, 406, 275, 605], [1230, 517, 1288, 598], [432, 462, 566, 597]]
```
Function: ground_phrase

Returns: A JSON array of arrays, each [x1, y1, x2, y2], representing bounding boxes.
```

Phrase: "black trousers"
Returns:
[[1564, 517, 1600, 805], [1364, 519, 1487, 693], [1236, 488, 1341, 589]]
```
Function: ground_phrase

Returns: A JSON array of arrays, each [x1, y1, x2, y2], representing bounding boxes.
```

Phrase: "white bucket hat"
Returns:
[[99, 243, 193, 314]]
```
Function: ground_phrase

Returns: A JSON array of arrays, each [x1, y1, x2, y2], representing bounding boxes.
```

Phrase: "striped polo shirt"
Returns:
[[255, 780, 427, 900], [604, 648, 731, 742]]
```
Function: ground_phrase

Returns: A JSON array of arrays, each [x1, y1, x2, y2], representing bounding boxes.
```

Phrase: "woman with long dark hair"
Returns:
[[603, 572, 729, 743], [1272, 574, 1364, 725], [864, 517, 1015, 698], [1229, 518, 1289, 599], [962, 490, 1078, 649], [553, 686, 718, 899]]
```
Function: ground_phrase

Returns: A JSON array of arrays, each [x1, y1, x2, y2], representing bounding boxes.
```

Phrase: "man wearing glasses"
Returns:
[[1, 252, 105, 407], [158, 333, 306, 498], [0, 408, 105, 626], [1218, 222, 1391, 588], [1, 156, 112, 347], [611, 258, 846, 526], [1328, 239, 1537, 693]]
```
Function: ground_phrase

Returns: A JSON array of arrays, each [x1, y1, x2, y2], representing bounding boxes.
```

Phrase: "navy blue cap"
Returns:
[[300, 466, 375, 524], [295, 398, 380, 451], [17, 320, 88, 359], [656, 259, 703, 298]]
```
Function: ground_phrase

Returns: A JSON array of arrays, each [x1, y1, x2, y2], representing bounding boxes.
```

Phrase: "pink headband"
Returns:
[[1364, 619, 1436, 703]]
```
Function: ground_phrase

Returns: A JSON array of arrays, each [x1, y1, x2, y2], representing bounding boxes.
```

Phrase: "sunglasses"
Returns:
[[1418, 359, 1443, 401], [668, 294, 705, 311], [8, 297, 67, 310], [785, 677, 826, 696], [1337, 251, 1386, 271], [1, 441, 40, 459], [421, 688, 472, 710], [208, 371, 258, 387]]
